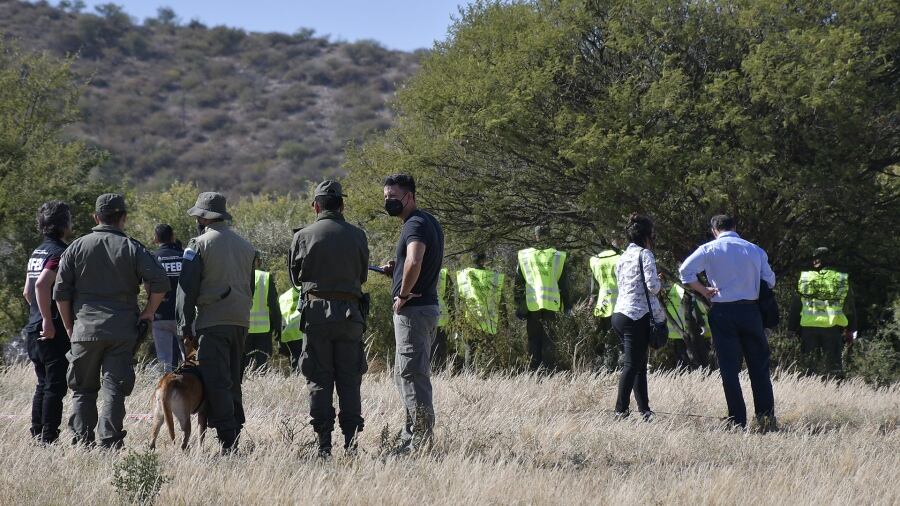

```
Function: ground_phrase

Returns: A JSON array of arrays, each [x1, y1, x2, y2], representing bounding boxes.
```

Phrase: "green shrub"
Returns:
[[112, 450, 170, 505]]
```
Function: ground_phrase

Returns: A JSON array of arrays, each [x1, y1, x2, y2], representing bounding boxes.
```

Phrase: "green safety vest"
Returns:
[[249, 270, 271, 334], [517, 248, 566, 312], [663, 285, 712, 340], [456, 267, 504, 335], [437, 268, 450, 327], [278, 287, 304, 343], [798, 269, 849, 328], [589, 250, 620, 318]]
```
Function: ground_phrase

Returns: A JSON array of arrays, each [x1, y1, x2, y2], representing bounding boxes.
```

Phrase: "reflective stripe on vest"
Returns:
[[798, 269, 849, 328], [589, 250, 620, 318], [664, 284, 687, 340], [456, 268, 504, 335], [278, 288, 304, 343], [248, 270, 271, 333], [437, 268, 450, 327], [517, 248, 566, 312]]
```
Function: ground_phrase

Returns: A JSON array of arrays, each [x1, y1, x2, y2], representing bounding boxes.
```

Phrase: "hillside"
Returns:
[[0, 365, 897, 503], [0, 0, 420, 193]]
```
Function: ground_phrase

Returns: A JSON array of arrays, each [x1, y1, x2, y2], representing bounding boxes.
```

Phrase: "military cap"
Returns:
[[314, 180, 345, 198], [187, 192, 232, 221], [95, 193, 127, 214]]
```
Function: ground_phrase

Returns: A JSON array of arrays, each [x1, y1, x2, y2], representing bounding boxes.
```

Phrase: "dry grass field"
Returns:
[[0, 364, 898, 505]]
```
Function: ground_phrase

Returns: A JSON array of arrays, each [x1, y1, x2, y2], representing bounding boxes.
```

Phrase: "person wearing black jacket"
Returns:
[[23, 201, 73, 444], [152, 224, 184, 373]]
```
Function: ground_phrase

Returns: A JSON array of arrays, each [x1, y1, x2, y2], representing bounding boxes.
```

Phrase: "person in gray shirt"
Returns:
[[55, 194, 169, 448]]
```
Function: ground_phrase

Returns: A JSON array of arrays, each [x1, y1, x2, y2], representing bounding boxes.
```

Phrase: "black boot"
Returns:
[[316, 431, 332, 458], [71, 432, 96, 448], [39, 428, 60, 445], [99, 430, 127, 450], [217, 428, 240, 455], [343, 431, 359, 456]]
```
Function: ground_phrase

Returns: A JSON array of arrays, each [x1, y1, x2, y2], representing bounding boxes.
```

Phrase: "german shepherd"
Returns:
[[149, 338, 207, 450]]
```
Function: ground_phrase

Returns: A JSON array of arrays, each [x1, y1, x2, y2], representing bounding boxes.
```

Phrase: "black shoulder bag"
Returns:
[[639, 249, 669, 350]]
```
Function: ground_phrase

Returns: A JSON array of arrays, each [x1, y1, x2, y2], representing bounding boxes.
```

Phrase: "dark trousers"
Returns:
[[708, 303, 775, 426], [800, 326, 843, 374], [611, 313, 651, 413], [595, 317, 620, 372], [431, 327, 449, 369], [284, 339, 304, 373], [526, 310, 557, 371], [197, 325, 247, 431], [26, 330, 70, 442], [301, 321, 366, 435], [243, 332, 273, 371]]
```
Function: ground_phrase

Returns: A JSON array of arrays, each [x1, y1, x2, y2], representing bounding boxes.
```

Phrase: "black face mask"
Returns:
[[384, 194, 407, 217]]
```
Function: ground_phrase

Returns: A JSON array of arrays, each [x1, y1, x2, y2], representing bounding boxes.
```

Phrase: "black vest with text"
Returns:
[[24, 237, 68, 333]]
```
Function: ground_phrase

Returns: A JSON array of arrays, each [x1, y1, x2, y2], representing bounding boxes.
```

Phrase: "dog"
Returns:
[[149, 337, 207, 450]]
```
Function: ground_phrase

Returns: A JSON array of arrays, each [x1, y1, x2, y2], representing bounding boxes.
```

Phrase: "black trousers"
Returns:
[[800, 326, 843, 375], [243, 332, 273, 371], [431, 327, 449, 369], [26, 330, 70, 442], [611, 313, 651, 414], [526, 310, 557, 371], [708, 303, 775, 427]]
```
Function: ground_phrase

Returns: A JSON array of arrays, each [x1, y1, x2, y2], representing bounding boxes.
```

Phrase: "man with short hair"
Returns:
[[289, 180, 370, 457], [679, 215, 777, 431], [55, 194, 170, 448], [23, 201, 74, 444], [788, 247, 856, 376], [378, 173, 444, 452], [152, 224, 184, 373], [177, 192, 257, 453]]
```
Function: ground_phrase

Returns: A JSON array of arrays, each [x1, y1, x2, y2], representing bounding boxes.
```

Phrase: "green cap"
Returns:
[[314, 180, 345, 198], [95, 193, 127, 214], [187, 192, 232, 221]]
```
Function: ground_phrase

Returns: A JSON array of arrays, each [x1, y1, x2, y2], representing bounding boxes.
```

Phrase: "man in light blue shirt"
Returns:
[[679, 215, 777, 431]]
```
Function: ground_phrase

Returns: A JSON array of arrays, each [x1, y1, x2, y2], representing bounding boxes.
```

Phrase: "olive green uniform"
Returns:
[[177, 221, 257, 442], [54, 225, 169, 446], [289, 207, 369, 447]]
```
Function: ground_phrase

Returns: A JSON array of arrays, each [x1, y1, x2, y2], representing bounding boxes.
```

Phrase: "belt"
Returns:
[[305, 291, 359, 302], [713, 299, 757, 305]]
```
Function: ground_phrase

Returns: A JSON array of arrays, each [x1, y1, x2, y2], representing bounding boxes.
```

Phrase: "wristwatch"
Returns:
[[397, 294, 411, 300]]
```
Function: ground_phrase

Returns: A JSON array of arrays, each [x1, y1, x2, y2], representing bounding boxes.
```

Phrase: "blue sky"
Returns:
[[79, 0, 467, 51]]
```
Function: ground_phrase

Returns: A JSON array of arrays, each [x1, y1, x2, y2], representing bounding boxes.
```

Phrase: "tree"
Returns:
[[345, 0, 900, 326], [0, 43, 111, 339]]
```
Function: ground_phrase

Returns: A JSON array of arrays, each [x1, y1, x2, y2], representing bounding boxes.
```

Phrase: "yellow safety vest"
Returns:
[[517, 248, 566, 312], [456, 267, 504, 335], [589, 250, 620, 318], [249, 270, 271, 334], [798, 269, 849, 328], [664, 284, 712, 340], [437, 268, 450, 327], [278, 288, 304, 343]]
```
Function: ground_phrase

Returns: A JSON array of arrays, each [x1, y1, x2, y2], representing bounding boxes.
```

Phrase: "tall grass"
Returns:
[[0, 364, 897, 504]]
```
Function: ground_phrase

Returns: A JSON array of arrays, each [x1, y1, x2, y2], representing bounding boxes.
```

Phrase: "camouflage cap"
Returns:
[[187, 192, 232, 221], [813, 247, 830, 260], [314, 180, 345, 198], [95, 193, 127, 214]]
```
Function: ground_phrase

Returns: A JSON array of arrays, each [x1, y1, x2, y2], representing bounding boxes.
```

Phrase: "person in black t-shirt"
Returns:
[[378, 174, 444, 452], [152, 224, 184, 372], [22, 201, 74, 444]]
